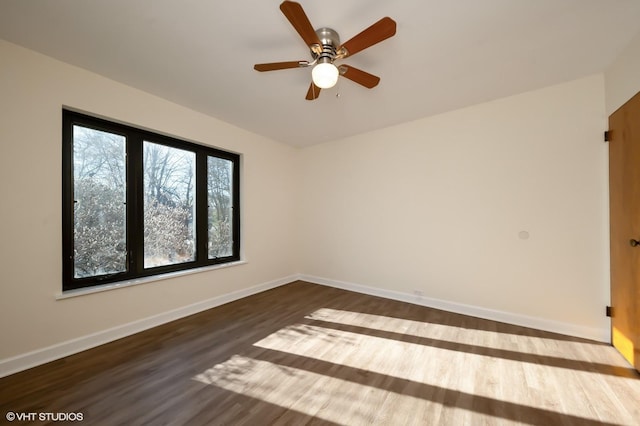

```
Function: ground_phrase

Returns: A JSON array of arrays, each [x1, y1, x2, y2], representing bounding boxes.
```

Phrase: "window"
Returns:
[[62, 110, 240, 291]]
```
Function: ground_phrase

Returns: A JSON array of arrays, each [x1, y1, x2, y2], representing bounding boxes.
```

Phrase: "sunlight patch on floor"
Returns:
[[257, 325, 514, 400], [251, 322, 629, 423], [305, 308, 617, 363], [186, 304, 640, 426], [193, 354, 427, 425]]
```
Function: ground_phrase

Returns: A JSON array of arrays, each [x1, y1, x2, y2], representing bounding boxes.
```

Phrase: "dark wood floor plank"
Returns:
[[1, 281, 639, 425]]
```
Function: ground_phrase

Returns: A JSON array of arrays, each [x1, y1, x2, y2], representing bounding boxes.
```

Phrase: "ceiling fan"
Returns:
[[254, 1, 397, 100]]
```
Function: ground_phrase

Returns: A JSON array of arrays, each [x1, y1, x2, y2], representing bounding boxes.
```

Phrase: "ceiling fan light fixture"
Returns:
[[312, 61, 339, 89]]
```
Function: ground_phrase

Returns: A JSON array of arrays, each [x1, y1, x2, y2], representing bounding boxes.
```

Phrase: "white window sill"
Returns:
[[56, 260, 248, 300]]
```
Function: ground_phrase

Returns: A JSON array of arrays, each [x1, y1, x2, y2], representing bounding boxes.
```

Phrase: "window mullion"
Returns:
[[128, 133, 144, 276], [196, 153, 208, 264]]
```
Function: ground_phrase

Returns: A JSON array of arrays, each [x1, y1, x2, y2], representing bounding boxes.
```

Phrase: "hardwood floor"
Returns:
[[1, 281, 639, 425]]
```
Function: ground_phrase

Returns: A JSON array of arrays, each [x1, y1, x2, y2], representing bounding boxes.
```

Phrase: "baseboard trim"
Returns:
[[0, 275, 296, 378], [300, 274, 609, 343]]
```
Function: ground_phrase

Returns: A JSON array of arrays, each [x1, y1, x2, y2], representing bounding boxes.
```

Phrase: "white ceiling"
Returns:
[[1, 1, 639, 147]]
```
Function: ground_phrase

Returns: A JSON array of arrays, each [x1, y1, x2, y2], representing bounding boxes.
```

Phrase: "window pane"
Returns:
[[143, 142, 196, 267], [208, 157, 233, 258], [73, 125, 127, 278]]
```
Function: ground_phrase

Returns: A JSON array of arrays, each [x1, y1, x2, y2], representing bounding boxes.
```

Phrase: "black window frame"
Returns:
[[62, 109, 241, 292]]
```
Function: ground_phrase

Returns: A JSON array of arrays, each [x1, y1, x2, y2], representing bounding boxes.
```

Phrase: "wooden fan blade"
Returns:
[[305, 82, 321, 100], [280, 1, 322, 49], [254, 61, 307, 72], [338, 17, 396, 58], [339, 65, 380, 88]]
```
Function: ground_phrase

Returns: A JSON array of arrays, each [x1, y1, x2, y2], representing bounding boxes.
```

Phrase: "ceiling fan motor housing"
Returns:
[[314, 27, 340, 62]]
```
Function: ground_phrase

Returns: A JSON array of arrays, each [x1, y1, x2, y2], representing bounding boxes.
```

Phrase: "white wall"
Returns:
[[0, 40, 299, 364], [299, 74, 610, 340], [605, 29, 640, 115]]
